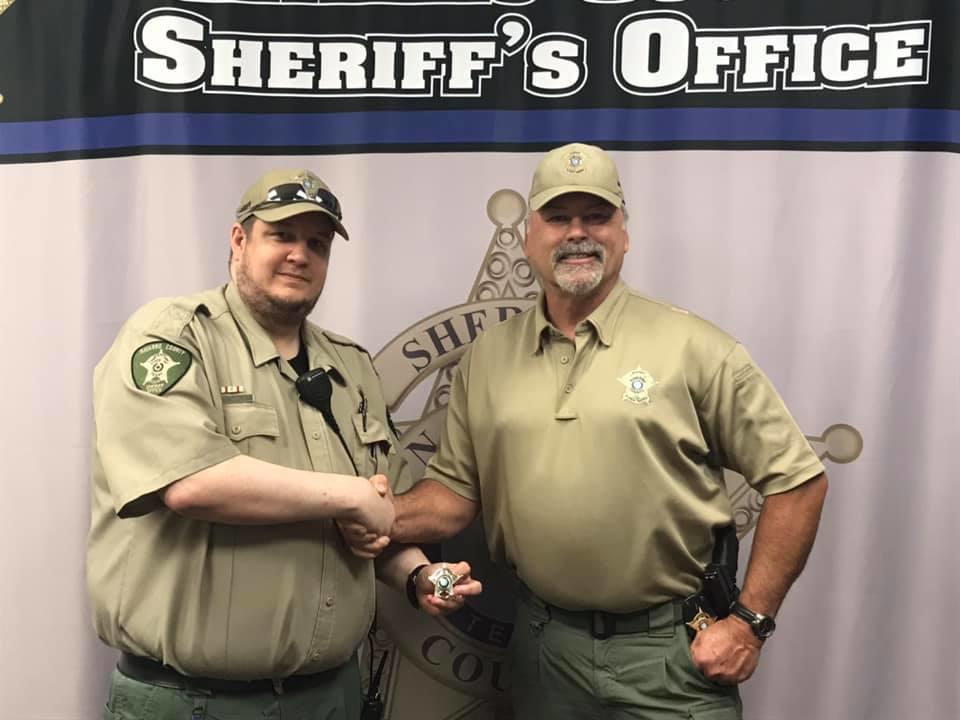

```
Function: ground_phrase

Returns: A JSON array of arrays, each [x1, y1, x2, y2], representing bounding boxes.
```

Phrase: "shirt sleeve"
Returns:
[[422, 348, 481, 501], [92, 320, 239, 517], [698, 343, 824, 496]]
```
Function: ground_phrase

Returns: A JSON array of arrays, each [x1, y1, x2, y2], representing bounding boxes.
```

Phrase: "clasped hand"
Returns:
[[337, 474, 394, 558], [689, 616, 762, 684], [335, 476, 482, 615]]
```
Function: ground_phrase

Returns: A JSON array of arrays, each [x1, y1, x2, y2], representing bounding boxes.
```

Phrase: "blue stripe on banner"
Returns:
[[2, 108, 960, 156]]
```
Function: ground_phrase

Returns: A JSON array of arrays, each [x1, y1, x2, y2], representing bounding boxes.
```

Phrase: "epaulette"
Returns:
[[142, 291, 215, 339], [320, 328, 373, 360]]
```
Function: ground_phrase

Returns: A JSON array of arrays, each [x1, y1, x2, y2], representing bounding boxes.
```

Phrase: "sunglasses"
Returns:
[[251, 182, 343, 220]]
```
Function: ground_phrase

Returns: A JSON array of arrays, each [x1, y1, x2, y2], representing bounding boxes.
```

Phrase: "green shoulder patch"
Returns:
[[131, 341, 193, 395]]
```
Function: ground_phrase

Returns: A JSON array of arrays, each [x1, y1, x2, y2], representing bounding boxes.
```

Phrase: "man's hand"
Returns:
[[689, 615, 762, 684], [338, 474, 394, 558], [415, 561, 482, 617], [348, 474, 395, 537]]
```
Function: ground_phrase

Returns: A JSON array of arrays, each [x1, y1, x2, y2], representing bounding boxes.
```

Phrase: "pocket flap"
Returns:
[[351, 413, 390, 446], [224, 403, 280, 441]]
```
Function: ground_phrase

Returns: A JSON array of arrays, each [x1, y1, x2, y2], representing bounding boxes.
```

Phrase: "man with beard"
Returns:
[[356, 144, 828, 719], [87, 168, 479, 720]]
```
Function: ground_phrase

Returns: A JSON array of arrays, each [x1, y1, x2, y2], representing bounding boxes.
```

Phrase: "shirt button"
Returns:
[[560, 356, 570, 365], [311, 431, 321, 440], [564, 384, 574, 393], [325, 597, 335, 607], [231, 425, 242, 435]]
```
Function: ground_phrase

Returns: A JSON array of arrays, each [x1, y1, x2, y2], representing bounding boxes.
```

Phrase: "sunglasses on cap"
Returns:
[[251, 182, 343, 220]]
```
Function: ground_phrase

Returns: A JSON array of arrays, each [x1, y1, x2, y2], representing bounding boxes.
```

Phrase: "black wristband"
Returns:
[[406, 564, 429, 609]]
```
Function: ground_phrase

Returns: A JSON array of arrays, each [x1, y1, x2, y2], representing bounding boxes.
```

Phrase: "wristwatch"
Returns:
[[730, 601, 776, 640], [406, 564, 429, 609]]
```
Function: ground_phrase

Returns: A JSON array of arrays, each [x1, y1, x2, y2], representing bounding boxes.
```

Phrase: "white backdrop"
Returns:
[[1, 149, 958, 719]]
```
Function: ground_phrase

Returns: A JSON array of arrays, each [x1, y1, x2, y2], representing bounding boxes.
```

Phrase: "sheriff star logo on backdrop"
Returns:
[[370, 189, 863, 720]]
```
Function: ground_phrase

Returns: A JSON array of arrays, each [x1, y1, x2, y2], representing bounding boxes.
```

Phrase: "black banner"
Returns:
[[1, 0, 957, 160]]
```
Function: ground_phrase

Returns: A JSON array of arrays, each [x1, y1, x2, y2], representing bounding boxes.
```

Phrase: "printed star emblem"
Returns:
[[618, 367, 656, 405], [565, 151, 585, 173], [141, 352, 180, 385], [131, 341, 192, 395], [299, 174, 317, 195]]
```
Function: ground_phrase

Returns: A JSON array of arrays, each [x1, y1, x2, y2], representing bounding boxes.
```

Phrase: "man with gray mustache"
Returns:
[[353, 143, 828, 719]]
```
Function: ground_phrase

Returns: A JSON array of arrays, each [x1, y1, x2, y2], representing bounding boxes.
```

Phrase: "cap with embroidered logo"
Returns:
[[235, 169, 349, 240], [528, 143, 625, 212]]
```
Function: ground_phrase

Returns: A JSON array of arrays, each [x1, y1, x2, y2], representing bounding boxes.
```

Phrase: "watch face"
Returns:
[[755, 616, 776, 639]]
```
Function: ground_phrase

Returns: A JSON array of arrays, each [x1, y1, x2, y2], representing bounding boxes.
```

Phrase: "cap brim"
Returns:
[[251, 202, 350, 240], [528, 186, 623, 212]]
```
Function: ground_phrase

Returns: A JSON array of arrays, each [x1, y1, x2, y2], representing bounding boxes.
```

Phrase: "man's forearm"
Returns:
[[162, 454, 378, 526], [392, 479, 479, 544], [375, 544, 430, 592], [738, 472, 828, 616]]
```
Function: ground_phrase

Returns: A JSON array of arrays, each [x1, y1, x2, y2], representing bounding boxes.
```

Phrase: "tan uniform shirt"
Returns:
[[87, 283, 401, 679], [426, 281, 824, 613]]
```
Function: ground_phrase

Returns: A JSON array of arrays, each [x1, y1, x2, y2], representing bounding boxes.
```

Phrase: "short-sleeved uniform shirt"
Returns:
[[87, 283, 402, 679], [425, 281, 824, 613]]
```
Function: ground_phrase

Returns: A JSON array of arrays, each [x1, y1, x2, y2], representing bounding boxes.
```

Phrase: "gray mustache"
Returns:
[[553, 241, 605, 262]]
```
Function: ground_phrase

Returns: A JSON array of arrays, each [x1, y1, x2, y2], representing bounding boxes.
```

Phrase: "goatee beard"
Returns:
[[552, 240, 605, 296]]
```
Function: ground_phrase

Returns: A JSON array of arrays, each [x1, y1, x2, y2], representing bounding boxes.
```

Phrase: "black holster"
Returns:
[[699, 525, 740, 617]]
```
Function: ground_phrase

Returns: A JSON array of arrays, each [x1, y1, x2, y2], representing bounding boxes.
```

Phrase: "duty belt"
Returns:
[[515, 581, 696, 640], [546, 601, 686, 639], [117, 652, 339, 695]]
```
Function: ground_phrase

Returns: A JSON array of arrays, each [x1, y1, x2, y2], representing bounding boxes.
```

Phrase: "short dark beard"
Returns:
[[235, 262, 320, 331]]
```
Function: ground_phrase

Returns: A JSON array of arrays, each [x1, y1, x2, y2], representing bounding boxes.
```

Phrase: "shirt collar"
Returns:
[[224, 282, 280, 368], [530, 280, 629, 353], [586, 280, 628, 347], [223, 283, 341, 378]]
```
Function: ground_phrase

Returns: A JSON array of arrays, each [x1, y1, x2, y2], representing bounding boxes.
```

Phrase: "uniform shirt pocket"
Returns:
[[351, 413, 392, 475], [223, 402, 280, 454]]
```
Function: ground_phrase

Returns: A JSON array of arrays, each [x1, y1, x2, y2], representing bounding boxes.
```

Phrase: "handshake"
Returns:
[[336, 474, 482, 616]]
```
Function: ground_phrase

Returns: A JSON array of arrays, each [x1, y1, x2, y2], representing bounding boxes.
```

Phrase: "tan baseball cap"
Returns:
[[235, 168, 349, 240], [528, 143, 625, 212]]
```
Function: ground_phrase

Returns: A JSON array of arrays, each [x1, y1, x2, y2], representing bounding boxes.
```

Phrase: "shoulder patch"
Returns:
[[131, 341, 193, 395]]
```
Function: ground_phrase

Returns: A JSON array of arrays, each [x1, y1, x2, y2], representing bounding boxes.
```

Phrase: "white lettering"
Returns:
[[526, 36, 586, 96], [821, 31, 870, 85], [873, 27, 929, 82], [316, 43, 367, 90], [741, 34, 789, 87], [371, 41, 398, 89], [449, 42, 497, 90], [269, 42, 316, 89], [615, 12, 931, 96], [618, 16, 690, 92], [138, 14, 206, 87], [210, 39, 263, 88], [691, 36, 738, 88], [401, 42, 445, 90], [788, 33, 819, 85]]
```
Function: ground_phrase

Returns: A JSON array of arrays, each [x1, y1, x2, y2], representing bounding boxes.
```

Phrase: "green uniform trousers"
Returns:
[[103, 657, 362, 720], [509, 597, 742, 720]]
